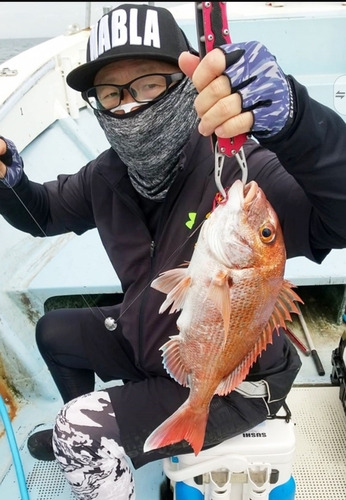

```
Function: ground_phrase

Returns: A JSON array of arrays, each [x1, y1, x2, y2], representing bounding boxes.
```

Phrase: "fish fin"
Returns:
[[143, 401, 208, 456], [207, 271, 232, 342], [216, 365, 246, 396], [277, 280, 304, 317], [151, 268, 188, 294], [265, 280, 303, 337], [151, 268, 191, 314], [180, 261, 190, 267], [160, 336, 189, 386], [215, 280, 303, 397], [251, 280, 303, 361]]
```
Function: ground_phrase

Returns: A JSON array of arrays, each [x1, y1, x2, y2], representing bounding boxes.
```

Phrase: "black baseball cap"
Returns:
[[67, 3, 198, 92]]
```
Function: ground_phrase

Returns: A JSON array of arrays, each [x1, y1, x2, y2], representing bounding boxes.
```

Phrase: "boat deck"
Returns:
[[1, 379, 345, 499]]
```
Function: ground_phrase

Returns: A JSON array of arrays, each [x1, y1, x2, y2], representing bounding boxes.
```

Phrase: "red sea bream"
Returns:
[[144, 180, 302, 455]]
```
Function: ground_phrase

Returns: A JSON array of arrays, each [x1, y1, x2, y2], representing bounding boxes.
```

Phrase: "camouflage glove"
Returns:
[[220, 41, 294, 138], [0, 137, 24, 187]]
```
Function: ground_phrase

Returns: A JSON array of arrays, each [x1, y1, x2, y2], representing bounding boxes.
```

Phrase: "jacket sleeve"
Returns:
[[0, 162, 96, 237], [258, 76, 346, 262]]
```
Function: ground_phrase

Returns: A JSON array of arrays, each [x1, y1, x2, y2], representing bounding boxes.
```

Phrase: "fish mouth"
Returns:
[[227, 180, 259, 210], [243, 181, 258, 207]]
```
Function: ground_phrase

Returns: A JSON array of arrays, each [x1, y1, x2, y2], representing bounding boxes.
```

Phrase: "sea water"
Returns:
[[0, 38, 50, 65]]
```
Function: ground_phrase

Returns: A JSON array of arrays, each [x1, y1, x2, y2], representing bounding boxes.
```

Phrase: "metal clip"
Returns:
[[196, 1, 249, 195], [214, 144, 227, 200], [215, 143, 248, 200], [234, 147, 248, 184]]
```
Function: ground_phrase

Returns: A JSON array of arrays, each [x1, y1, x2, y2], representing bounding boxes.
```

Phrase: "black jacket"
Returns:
[[1, 77, 346, 378]]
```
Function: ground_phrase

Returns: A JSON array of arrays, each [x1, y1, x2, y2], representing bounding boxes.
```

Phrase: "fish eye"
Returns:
[[260, 223, 276, 243]]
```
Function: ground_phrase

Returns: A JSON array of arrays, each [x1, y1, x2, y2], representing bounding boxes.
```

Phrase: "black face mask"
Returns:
[[95, 77, 199, 200]]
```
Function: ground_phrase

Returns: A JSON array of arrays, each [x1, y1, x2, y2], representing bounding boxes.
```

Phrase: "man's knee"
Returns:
[[36, 309, 63, 350], [36, 308, 83, 354], [53, 391, 122, 457]]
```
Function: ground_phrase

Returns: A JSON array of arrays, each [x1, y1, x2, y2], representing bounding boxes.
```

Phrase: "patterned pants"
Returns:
[[53, 391, 135, 500]]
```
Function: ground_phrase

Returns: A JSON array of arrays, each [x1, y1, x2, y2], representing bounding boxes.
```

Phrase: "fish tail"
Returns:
[[143, 401, 208, 456]]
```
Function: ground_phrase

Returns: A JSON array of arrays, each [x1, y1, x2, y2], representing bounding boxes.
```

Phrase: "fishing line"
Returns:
[[1, 174, 207, 330], [1, 176, 113, 326], [2, 177, 46, 235], [108, 218, 206, 329]]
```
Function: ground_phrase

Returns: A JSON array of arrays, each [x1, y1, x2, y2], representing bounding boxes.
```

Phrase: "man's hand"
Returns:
[[179, 41, 293, 140], [179, 49, 253, 140], [0, 137, 23, 187]]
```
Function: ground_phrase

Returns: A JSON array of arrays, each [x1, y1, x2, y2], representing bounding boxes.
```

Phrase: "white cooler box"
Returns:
[[163, 416, 296, 500]]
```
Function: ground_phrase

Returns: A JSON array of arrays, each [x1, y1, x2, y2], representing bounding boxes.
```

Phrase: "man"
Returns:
[[1, 3, 346, 499]]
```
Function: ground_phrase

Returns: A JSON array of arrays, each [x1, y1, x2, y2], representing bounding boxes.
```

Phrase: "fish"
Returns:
[[143, 179, 302, 456]]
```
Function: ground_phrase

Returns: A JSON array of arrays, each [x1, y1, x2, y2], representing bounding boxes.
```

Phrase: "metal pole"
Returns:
[[296, 304, 325, 376], [85, 2, 91, 28]]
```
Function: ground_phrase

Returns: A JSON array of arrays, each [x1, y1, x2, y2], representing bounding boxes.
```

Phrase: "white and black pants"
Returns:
[[53, 391, 135, 500]]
